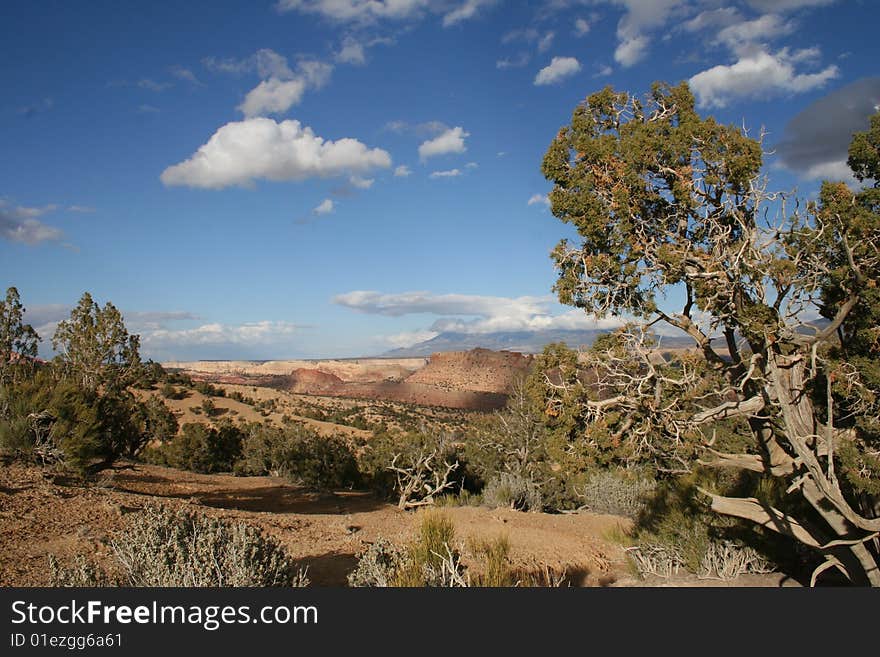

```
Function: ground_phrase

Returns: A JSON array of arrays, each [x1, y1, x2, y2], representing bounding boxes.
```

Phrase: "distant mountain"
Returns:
[[381, 329, 695, 357]]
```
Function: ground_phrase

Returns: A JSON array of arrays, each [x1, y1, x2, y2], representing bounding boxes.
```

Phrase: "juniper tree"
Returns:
[[52, 292, 141, 392], [0, 286, 40, 385], [541, 82, 880, 585]]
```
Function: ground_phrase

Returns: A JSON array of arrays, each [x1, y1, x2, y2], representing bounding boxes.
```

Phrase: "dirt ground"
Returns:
[[0, 461, 796, 587]]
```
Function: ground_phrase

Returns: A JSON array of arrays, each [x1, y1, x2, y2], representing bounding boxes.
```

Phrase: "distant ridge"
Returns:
[[381, 329, 695, 357]]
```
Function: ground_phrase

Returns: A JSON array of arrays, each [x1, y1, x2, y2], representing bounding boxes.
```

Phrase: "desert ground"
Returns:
[[0, 460, 795, 587]]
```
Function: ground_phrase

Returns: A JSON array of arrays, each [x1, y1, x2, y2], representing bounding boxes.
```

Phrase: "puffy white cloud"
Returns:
[[689, 47, 839, 108], [681, 7, 741, 33], [574, 18, 590, 36], [160, 118, 391, 189], [0, 201, 63, 245], [614, 36, 648, 67], [394, 165, 412, 177], [716, 13, 795, 48], [527, 194, 550, 208], [334, 290, 624, 335], [418, 126, 468, 161], [429, 169, 462, 178], [534, 56, 581, 86], [314, 198, 335, 214], [238, 77, 307, 117]]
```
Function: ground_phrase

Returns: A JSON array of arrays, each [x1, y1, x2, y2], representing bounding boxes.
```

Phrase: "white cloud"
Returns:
[[534, 56, 581, 86], [442, 0, 497, 27], [746, 0, 837, 11], [429, 169, 462, 178], [716, 13, 795, 49], [689, 47, 839, 108], [465, 162, 478, 169], [527, 194, 550, 208], [160, 118, 392, 189], [537, 31, 555, 53], [314, 198, 335, 214], [611, 0, 686, 67], [418, 126, 468, 161], [614, 35, 649, 67], [594, 64, 613, 77], [275, 0, 489, 26], [169, 65, 202, 85], [238, 77, 307, 117], [67, 205, 96, 213], [336, 36, 366, 65], [574, 18, 590, 37], [349, 175, 374, 189], [394, 165, 412, 177], [496, 53, 530, 69], [334, 290, 624, 335], [681, 7, 741, 33], [0, 201, 63, 245], [382, 329, 440, 349], [144, 321, 300, 347]]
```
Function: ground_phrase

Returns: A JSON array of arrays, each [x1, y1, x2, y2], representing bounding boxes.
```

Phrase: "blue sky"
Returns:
[[1, 0, 878, 360]]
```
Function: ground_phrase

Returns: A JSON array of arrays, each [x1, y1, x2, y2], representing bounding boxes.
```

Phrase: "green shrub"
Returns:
[[236, 424, 359, 490], [469, 535, 513, 587], [145, 422, 243, 473]]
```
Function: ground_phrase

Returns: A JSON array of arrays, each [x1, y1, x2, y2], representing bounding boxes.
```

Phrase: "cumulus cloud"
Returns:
[[394, 165, 412, 177], [349, 175, 374, 189], [689, 47, 838, 108], [418, 126, 468, 161], [0, 201, 63, 245], [314, 198, 335, 214], [429, 169, 462, 178], [775, 77, 880, 180], [239, 78, 307, 117], [715, 13, 795, 48], [574, 18, 590, 37], [333, 290, 624, 335], [611, 0, 686, 67], [160, 118, 391, 189], [534, 57, 581, 86], [681, 7, 742, 32]]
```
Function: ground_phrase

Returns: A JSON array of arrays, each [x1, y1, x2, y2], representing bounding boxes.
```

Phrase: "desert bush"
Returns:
[[346, 539, 406, 587], [145, 422, 243, 473], [482, 472, 542, 512], [236, 424, 359, 490], [577, 467, 657, 518], [395, 510, 467, 587], [51, 505, 308, 587], [48, 554, 112, 587]]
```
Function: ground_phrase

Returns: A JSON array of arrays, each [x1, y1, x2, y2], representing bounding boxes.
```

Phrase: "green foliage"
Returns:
[[0, 287, 40, 385], [146, 422, 243, 473], [52, 292, 141, 393], [160, 382, 186, 400], [394, 510, 464, 587], [577, 467, 657, 518], [236, 423, 360, 490]]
